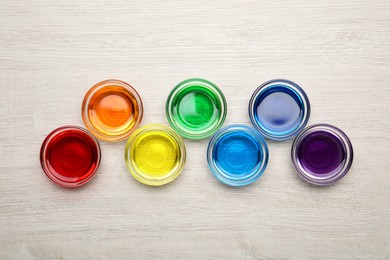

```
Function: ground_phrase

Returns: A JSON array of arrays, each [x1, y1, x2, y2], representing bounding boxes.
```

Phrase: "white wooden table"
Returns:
[[1, 0, 389, 259]]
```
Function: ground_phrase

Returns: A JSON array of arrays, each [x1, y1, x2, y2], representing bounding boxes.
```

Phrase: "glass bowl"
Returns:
[[166, 78, 227, 139], [207, 124, 269, 186], [40, 126, 101, 188], [124, 124, 186, 186], [82, 79, 143, 141], [291, 124, 353, 186], [249, 79, 310, 140]]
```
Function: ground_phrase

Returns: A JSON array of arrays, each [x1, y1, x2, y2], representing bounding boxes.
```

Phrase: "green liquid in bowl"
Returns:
[[166, 78, 227, 139]]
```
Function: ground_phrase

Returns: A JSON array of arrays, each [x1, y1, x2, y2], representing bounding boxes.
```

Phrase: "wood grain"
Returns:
[[1, 0, 389, 259]]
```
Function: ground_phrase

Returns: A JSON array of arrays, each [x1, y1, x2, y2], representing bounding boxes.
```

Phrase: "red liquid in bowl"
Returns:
[[40, 126, 100, 187]]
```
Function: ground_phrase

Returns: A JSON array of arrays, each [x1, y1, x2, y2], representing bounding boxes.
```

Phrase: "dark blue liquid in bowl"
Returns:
[[254, 85, 303, 135]]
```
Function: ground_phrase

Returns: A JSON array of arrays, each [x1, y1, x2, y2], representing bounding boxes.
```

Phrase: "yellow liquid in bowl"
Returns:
[[125, 125, 186, 186]]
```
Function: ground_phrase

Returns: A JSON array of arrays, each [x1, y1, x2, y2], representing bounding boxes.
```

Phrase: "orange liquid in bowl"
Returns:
[[82, 80, 143, 141]]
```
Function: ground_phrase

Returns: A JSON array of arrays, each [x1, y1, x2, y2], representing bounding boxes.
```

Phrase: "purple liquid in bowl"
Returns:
[[297, 131, 345, 176], [291, 124, 353, 186]]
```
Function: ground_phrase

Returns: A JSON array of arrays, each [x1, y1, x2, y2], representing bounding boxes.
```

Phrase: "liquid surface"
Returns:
[[87, 84, 140, 138], [172, 86, 220, 131], [44, 130, 99, 183], [213, 132, 261, 176], [132, 131, 179, 177], [298, 131, 346, 175], [255, 86, 303, 134]]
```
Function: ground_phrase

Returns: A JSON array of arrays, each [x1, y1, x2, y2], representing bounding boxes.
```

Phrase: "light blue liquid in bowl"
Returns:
[[207, 125, 268, 186]]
